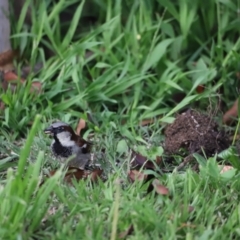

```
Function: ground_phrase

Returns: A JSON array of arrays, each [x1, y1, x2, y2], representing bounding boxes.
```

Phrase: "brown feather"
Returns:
[[63, 125, 92, 152]]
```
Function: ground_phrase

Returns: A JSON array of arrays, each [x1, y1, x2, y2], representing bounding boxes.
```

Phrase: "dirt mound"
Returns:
[[164, 109, 230, 157]]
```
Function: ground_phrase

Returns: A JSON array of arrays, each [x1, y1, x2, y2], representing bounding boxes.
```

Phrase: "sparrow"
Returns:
[[44, 121, 93, 169]]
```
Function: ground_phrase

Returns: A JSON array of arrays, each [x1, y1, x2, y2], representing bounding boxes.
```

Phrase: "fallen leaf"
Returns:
[[90, 168, 104, 182], [30, 81, 42, 93], [64, 167, 88, 183], [187, 205, 195, 213], [130, 151, 148, 168], [0, 51, 42, 94], [0, 50, 17, 72], [45, 167, 104, 184], [76, 119, 86, 135], [156, 156, 162, 165], [152, 179, 169, 195], [2, 71, 42, 93], [140, 118, 155, 126], [223, 99, 238, 124], [196, 84, 205, 93], [219, 165, 234, 174], [128, 170, 148, 182], [131, 151, 161, 170], [119, 224, 134, 239], [3, 71, 25, 83]]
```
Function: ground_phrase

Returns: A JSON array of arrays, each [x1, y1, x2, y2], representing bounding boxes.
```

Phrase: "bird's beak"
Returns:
[[44, 126, 53, 135]]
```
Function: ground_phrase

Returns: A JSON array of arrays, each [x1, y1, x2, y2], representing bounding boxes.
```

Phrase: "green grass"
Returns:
[[0, 0, 240, 239]]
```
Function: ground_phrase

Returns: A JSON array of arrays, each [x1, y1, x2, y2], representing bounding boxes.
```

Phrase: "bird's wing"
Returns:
[[77, 138, 92, 153], [67, 150, 91, 169]]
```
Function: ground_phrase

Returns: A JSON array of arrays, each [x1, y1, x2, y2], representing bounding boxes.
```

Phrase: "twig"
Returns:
[[176, 154, 193, 171]]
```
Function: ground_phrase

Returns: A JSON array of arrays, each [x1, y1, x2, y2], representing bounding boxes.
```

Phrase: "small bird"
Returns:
[[44, 121, 92, 169]]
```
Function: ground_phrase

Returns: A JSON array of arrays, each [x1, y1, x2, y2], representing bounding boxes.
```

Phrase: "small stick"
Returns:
[[176, 154, 193, 171]]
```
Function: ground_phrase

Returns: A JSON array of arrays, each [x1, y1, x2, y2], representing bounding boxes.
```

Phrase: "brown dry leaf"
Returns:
[[0, 51, 42, 93], [119, 224, 134, 239], [64, 167, 88, 183], [223, 99, 238, 125], [131, 151, 148, 168], [40, 169, 86, 186], [48, 170, 57, 177], [156, 156, 162, 165], [152, 179, 169, 195], [0, 50, 17, 72], [45, 168, 87, 183], [131, 151, 161, 170], [219, 165, 234, 174], [46, 167, 103, 184], [196, 84, 205, 93], [90, 168, 104, 182], [2, 71, 25, 91], [76, 118, 86, 135], [140, 118, 155, 126], [30, 81, 42, 93], [2, 71, 42, 93], [3, 71, 24, 82], [187, 205, 195, 213], [128, 170, 148, 182]]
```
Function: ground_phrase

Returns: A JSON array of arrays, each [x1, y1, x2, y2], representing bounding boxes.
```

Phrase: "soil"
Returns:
[[164, 109, 230, 157]]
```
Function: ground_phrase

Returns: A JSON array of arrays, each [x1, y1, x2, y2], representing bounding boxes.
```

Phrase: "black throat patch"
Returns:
[[51, 137, 72, 158]]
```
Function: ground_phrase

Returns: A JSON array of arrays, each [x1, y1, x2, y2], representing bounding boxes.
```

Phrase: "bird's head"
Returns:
[[44, 122, 76, 147]]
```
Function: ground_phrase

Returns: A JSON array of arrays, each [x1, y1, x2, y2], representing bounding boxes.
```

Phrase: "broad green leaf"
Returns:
[[142, 39, 174, 72], [116, 139, 128, 154], [62, 0, 85, 47]]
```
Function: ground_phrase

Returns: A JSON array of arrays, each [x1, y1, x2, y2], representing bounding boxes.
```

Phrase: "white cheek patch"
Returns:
[[60, 138, 76, 147], [57, 132, 75, 147]]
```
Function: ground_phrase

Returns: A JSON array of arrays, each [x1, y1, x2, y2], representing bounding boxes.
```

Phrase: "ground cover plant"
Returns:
[[0, 0, 240, 239]]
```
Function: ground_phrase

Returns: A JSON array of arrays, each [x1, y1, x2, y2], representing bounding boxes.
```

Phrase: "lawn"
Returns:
[[0, 0, 240, 239]]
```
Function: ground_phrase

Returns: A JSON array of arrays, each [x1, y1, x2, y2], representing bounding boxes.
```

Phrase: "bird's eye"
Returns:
[[54, 126, 64, 133]]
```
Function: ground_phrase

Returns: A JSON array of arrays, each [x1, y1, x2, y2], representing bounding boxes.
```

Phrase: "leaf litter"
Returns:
[[0, 50, 42, 111]]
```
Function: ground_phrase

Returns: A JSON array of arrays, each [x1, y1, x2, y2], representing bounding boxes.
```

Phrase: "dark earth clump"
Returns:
[[164, 109, 230, 157]]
